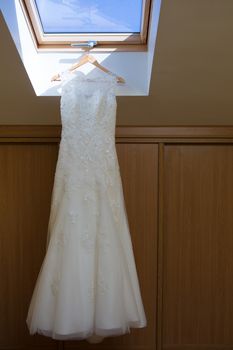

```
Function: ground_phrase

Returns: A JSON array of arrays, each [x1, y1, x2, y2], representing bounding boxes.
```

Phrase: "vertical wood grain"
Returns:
[[116, 143, 158, 350], [163, 145, 233, 350], [0, 143, 60, 349], [157, 143, 164, 350]]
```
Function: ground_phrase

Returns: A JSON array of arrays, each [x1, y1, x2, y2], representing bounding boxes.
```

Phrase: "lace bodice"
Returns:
[[60, 71, 117, 162], [53, 71, 121, 223]]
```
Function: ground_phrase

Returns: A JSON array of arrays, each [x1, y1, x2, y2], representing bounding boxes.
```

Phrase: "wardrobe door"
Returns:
[[162, 145, 233, 350], [0, 143, 60, 350], [64, 143, 158, 350]]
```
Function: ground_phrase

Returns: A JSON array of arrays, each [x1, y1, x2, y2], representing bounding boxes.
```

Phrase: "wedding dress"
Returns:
[[26, 70, 147, 341]]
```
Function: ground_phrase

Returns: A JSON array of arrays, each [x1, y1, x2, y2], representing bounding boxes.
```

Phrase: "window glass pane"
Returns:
[[35, 0, 143, 33]]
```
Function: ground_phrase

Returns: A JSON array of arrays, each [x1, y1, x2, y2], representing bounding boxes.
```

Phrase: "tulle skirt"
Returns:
[[26, 173, 147, 340]]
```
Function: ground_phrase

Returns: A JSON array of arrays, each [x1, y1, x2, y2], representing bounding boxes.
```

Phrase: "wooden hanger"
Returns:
[[51, 53, 125, 84]]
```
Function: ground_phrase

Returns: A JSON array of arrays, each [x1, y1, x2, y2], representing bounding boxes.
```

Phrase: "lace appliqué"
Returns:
[[87, 275, 109, 301], [68, 209, 79, 224], [51, 274, 61, 296], [79, 229, 95, 252], [49, 72, 123, 299]]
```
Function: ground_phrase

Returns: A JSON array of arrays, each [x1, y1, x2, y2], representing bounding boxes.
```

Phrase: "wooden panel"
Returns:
[[0, 143, 60, 349], [0, 140, 158, 350], [1, 125, 233, 141], [162, 145, 233, 349], [64, 143, 158, 350]]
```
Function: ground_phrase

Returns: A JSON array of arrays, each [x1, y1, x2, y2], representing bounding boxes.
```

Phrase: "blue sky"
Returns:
[[35, 0, 143, 33]]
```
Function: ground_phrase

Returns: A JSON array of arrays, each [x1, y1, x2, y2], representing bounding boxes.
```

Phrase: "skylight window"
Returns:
[[21, 0, 152, 49], [35, 0, 143, 34]]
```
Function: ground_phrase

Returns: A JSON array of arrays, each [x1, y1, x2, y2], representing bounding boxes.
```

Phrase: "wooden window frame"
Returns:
[[19, 0, 152, 51]]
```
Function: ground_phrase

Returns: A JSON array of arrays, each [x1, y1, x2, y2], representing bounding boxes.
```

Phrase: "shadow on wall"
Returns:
[[0, 1, 22, 56], [0, 11, 61, 124]]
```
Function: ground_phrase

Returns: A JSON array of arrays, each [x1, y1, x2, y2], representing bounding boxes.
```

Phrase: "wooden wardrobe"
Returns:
[[1, 125, 233, 350]]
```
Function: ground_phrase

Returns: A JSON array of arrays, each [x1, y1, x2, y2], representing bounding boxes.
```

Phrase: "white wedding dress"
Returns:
[[26, 70, 147, 341]]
